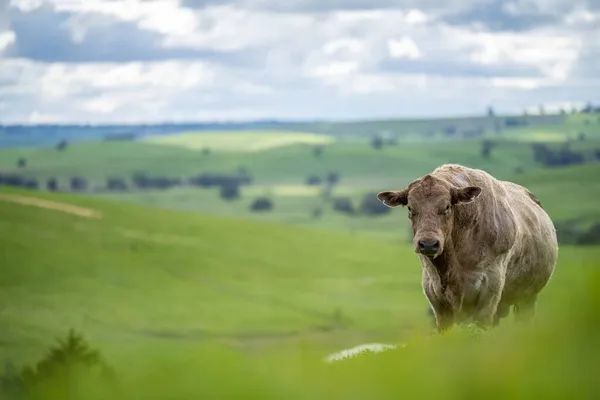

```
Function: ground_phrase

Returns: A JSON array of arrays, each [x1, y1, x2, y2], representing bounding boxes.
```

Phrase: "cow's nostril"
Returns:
[[418, 239, 440, 254]]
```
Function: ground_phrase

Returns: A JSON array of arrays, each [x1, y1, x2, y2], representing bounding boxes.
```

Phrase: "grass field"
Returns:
[[1, 186, 600, 399], [2, 113, 600, 398], [142, 131, 335, 152], [2, 117, 600, 242]]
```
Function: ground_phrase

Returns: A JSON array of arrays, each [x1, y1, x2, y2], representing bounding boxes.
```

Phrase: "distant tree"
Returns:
[[47, 178, 58, 192], [531, 142, 585, 167], [504, 117, 528, 128], [219, 182, 240, 200], [326, 171, 340, 186], [250, 197, 273, 212], [582, 102, 594, 113], [313, 145, 324, 158], [359, 192, 391, 216], [578, 132, 586, 141], [188, 172, 245, 189], [487, 106, 495, 117], [538, 104, 545, 115], [106, 177, 128, 191], [0, 173, 25, 188], [481, 140, 495, 159], [17, 158, 26, 168], [202, 147, 211, 156], [442, 125, 456, 136], [55, 139, 68, 151], [305, 174, 322, 186], [370, 135, 384, 150], [514, 167, 524, 175], [594, 149, 600, 161], [70, 176, 88, 191], [577, 223, 600, 245], [332, 197, 355, 215], [24, 178, 39, 190]]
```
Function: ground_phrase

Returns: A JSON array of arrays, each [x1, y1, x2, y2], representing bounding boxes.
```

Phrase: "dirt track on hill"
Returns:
[[0, 194, 102, 219]]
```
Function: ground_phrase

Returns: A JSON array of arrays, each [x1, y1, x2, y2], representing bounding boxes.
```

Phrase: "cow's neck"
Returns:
[[428, 242, 460, 290]]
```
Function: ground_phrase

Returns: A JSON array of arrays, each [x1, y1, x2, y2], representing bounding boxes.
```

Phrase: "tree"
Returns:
[[17, 158, 26, 168], [326, 171, 340, 186], [106, 177, 128, 191], [370, 135, 384, 150], [481, 140, 495, 159], [70, 176, 88, 191], [220, 182, 240, 200], [305, 174, 322, 186], [332, 197, 355, 215], [359, 192, 391, 216], [250, 197, 273, 212], [47, 178, 58, 192], [56, 139, 68, 151], [442, 125, 456, 136]]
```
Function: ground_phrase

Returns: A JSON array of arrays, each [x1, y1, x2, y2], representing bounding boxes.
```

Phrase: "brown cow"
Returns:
[[377, 164, 558, 332]]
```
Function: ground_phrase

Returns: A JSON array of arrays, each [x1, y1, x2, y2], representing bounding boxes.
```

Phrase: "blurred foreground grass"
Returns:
[[11, 276, 600, 400]]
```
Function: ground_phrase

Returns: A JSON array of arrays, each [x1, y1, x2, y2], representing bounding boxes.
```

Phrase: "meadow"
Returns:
[[1, 111, 600, 398], [1, 185, 600, 399], [1, 112, 599, 241]]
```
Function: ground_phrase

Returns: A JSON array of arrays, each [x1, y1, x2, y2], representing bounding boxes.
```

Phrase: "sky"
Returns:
[[0, 0, 598, 124]]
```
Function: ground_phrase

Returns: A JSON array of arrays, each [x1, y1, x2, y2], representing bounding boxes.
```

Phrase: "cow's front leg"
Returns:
[[472, 270, 505, 329], [424, 283, 460, 333]]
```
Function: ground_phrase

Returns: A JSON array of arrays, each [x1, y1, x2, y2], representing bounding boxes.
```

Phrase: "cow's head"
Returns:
[[377, 175, 481, 259]]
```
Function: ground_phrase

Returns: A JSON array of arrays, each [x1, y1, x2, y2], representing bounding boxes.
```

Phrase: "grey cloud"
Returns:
[[441, 1, 561, 31], [181, 0, 460, 13], [3, 4, 263, 65], [180, 0, 591, 32]]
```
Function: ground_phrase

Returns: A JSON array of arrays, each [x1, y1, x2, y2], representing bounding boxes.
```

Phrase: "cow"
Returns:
[[377, 164, 558, 332]]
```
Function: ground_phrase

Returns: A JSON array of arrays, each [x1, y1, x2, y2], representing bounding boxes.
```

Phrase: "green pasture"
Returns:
[[0, 135, 538, 185], [142, 131, 335, 152], [1, 187, 600, 399]]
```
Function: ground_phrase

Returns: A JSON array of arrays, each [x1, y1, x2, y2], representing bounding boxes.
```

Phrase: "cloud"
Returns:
[[0, 0, 599, 123]]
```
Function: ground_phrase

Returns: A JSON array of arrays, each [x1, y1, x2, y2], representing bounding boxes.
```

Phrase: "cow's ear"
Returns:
[[377, 189, 408, 208], [451, 186, 482, 205]]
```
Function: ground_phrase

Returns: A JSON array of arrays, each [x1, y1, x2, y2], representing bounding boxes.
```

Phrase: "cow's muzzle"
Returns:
[[417, 239, 440, 257]]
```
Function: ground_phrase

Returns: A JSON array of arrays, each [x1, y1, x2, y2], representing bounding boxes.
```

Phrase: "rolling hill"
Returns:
[[2, 185, 600, 399], [0, 185, 428, 366]]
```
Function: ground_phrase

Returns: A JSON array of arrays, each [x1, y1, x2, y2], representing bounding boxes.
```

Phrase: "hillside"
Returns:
[[511, 163, 600, 223], [0, 186, 427, 365], [2, 186, 600, 399]]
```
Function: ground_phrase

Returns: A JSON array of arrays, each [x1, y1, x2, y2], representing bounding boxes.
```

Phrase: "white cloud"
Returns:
[[1, 0, 599, 123], [0, 30, 16, 51], [387, 36, 421, 59]]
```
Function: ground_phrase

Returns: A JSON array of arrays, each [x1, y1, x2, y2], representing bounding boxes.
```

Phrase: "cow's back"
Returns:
[[499, 180, 558, 300]]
